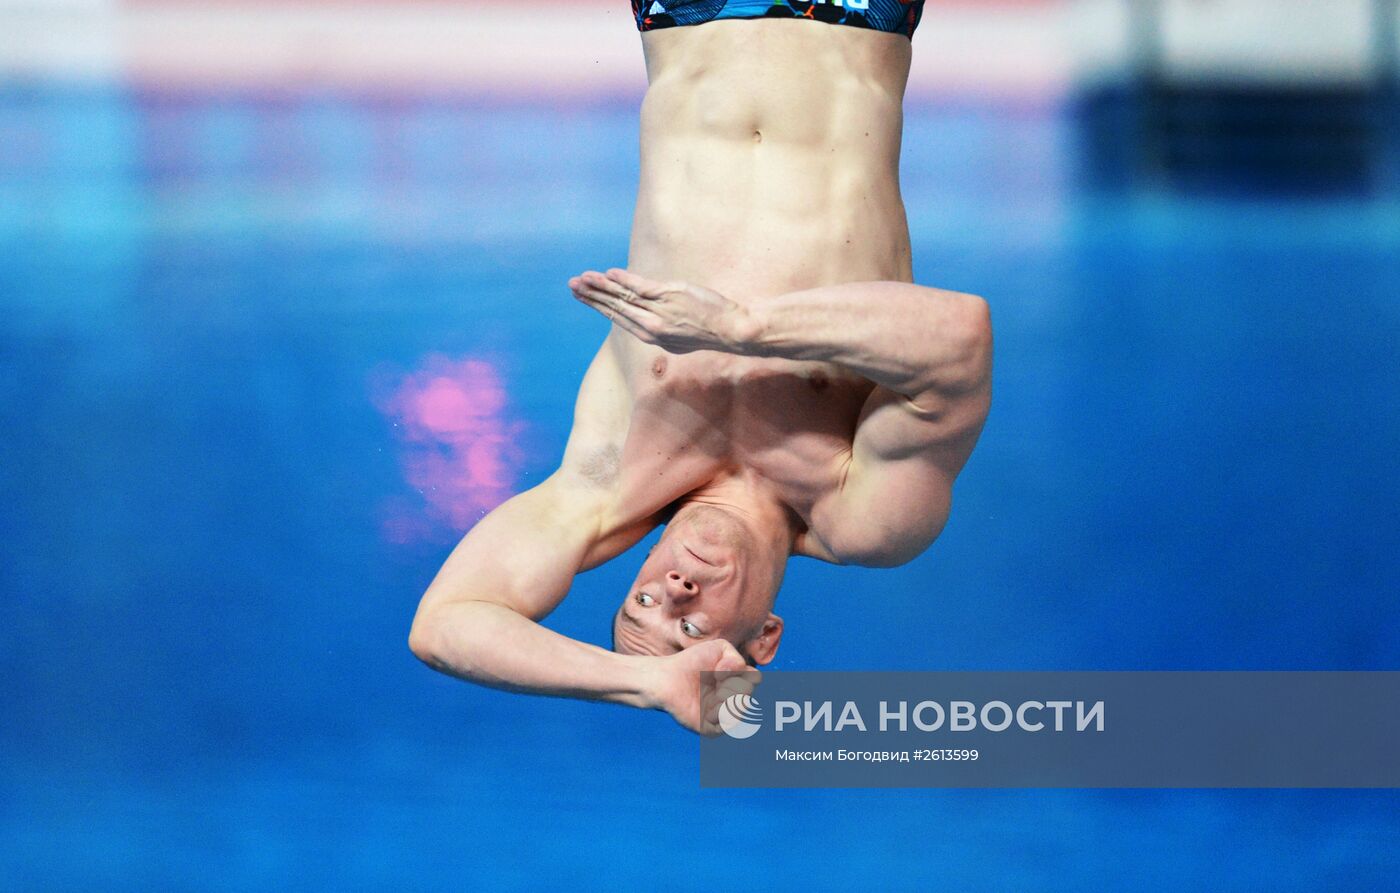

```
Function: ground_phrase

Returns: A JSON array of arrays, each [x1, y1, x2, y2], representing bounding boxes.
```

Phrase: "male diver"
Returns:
[[409, 0, 992, 733]]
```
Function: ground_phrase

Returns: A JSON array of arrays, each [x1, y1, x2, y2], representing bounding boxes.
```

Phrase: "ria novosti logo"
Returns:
[[718, 693, 763, 739]]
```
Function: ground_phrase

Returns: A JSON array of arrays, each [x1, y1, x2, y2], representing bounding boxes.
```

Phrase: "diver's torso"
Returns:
[[629, 19, 915, 299], [591, 18, 915, 541]]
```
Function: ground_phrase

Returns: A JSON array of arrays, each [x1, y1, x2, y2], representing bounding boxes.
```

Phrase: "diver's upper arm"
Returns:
[[813, 454, 953, 567], [417, 340, 634, 621], [810, 382, 988, 567], [416, 473, 608, 622]]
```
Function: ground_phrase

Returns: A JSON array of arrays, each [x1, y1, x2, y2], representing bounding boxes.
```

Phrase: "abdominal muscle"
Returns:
[[628, 18, 915, 297], [594, 19, 916, 532]]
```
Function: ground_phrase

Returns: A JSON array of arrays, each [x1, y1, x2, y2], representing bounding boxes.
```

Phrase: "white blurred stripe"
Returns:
[[1156, 0, 1378, 85], [914, 3, 1076, 99], [0, 3, 647, 95], [0, 1, 1081, 98], [0, 1, 1387, 96]]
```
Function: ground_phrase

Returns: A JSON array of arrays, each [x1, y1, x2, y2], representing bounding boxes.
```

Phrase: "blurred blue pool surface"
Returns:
[[1, 83, 1399, 890]]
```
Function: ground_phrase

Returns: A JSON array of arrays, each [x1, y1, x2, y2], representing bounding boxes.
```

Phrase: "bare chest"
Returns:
[[610, 343, 872, 520]]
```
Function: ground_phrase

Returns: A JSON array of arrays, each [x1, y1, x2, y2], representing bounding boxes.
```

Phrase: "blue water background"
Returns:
[[2, 84, 1398, 889]]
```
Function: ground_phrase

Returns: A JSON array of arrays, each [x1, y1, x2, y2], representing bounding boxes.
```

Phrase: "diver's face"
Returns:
[[612, 507, 767, 656]]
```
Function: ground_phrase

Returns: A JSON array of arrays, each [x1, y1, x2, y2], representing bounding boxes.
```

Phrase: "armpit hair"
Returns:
[[578, 443, 621, 488]]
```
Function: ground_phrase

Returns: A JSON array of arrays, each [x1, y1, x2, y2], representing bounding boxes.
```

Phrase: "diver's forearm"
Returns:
[[409, 600, 657, 708], [743, 280, 990, 398]]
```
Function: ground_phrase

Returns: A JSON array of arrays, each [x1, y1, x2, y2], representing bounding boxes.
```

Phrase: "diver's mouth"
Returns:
[[685, 544, 716, 566]]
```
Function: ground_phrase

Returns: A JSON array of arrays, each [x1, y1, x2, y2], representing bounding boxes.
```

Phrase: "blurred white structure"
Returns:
[[1140, 0, 1387, 85], [0, 0, 1395, 98]]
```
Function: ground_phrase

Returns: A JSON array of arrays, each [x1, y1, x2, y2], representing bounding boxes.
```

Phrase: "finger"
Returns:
[[582, 270, 639, 304], [570, 286, 617, 320], [574, 281, 640, 320], [717, 667, 762, 692], [577, 276, 646, 315], [576, 287, 669, 338], [571, 286, 628, 326], [571, 279, 622, 309], [715, 654, 746, 674], [571, 277, 604, 305], [575, 286, 651, 327], [604, 267, 667, 300], [714, 643, 750, 673], [570, 272, 609, 299], [580, 294, 660, 344], [717, 676, 754, 700]]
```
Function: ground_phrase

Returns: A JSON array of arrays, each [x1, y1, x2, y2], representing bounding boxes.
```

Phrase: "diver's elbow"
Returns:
[[946, 293, 992, 393], [407, 608, 445, 667], [830, 521, 942, 569], [844, 542, 924, 569]]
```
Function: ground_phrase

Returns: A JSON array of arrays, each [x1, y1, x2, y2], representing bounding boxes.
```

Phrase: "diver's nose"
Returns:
[[665, 570, 698, 602]]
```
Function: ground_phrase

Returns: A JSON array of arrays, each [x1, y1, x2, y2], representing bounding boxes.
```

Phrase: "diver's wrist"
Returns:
[[727, 300, 768, 356], [614, 652, 666, 711]]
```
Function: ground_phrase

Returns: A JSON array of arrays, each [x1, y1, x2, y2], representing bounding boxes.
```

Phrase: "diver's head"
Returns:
[[612, 500, 788, 665]]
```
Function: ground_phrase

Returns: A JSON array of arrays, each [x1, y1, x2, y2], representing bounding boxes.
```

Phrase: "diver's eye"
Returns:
[[635, 592, 656, 607], [681, 619, 703, 639]]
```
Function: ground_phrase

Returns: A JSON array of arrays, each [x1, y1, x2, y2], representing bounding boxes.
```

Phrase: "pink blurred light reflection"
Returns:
[[373, 354, 525, 543]]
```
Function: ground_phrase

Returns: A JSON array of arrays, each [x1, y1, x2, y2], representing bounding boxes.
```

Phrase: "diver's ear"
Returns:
[[745, 613, 784, 666]]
